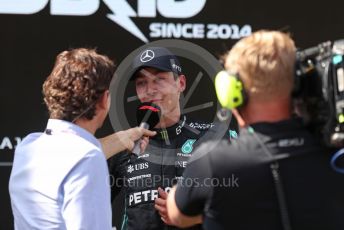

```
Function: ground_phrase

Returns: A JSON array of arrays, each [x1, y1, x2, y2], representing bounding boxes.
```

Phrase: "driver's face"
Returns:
[[135, 67, 186, 116]]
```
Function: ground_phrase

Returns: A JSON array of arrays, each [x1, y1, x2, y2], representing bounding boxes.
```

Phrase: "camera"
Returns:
[[293, 39, 344, 148]]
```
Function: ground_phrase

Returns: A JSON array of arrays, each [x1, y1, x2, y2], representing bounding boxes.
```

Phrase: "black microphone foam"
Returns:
[[136, 102, 161, 129]]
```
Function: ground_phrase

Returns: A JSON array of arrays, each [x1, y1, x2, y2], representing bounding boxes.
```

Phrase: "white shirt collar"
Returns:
[[45, 119, 101, 149]]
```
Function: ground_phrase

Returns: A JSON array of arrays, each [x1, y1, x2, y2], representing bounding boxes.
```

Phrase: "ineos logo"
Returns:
[[140, 50, 155, 63]]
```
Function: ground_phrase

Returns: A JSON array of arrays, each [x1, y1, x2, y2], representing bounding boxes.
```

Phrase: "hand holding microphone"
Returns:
[[99, 126, 156, 159], [132, 102, 161, 155]]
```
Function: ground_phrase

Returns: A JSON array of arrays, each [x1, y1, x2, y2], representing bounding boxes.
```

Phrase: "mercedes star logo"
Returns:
[[140, 49, 155, 63]]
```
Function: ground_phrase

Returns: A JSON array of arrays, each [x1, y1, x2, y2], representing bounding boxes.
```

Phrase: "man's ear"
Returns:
[[98, 90, 110, 110], [178, 75, 186, 92]]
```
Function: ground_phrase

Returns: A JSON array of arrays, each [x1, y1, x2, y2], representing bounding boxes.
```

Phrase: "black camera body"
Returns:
[[294, 39, 344, 147]]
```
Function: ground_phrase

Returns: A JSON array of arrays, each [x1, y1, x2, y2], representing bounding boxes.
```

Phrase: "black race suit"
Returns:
[[108, 115, 236, 230]]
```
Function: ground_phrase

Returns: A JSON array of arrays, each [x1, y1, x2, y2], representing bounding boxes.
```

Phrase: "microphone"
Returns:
[[131, 102, 161, 155]]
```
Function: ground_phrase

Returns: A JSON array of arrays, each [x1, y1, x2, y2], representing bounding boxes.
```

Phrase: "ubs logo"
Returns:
[[127, 162, 149, 173]]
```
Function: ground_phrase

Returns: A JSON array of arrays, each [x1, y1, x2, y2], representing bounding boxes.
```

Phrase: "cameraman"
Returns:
[[166, 30, 344, 229]]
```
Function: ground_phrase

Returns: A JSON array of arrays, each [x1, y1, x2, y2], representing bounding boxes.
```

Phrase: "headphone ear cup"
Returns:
[[215, 71, 246, 109]]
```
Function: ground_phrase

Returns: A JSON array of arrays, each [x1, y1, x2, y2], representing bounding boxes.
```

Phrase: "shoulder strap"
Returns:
[[249, 127, 292, 230]]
